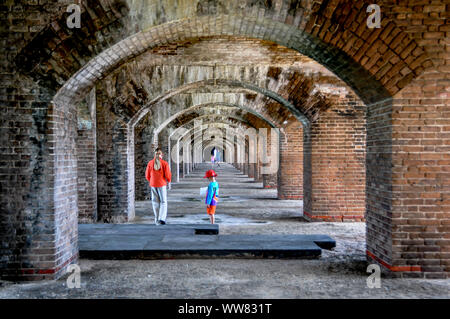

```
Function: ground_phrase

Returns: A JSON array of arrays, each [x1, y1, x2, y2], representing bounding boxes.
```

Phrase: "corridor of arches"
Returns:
[[1, 0, 448, 284], [134, 162, 304, 227]]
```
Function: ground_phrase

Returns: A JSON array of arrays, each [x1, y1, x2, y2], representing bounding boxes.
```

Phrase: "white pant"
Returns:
[[151, 186, 167, 223]]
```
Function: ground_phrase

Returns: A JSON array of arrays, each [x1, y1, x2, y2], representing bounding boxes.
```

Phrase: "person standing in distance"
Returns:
[[145, 148, 172, 225]]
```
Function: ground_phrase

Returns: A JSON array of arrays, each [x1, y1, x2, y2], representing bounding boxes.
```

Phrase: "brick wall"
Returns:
[[0, 80, 79, 280], [76, 129, 97, 222], [261, 128, 278, 188], [135, 126, 153, 201], [278, 121, 303, 200], [76, 90, 97, 223], [95, 86, 131, 223], [303, 94, 366, 222], [366, 70, 449, 279], [0, 2, 82, 280]]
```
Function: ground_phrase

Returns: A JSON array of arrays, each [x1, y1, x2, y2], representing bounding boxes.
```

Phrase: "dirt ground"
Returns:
[[1, 164, 448, 299], [1, 220, 449, 299]]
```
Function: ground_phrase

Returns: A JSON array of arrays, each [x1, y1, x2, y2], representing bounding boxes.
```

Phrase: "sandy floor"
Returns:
[[1, 163, 448, 299]]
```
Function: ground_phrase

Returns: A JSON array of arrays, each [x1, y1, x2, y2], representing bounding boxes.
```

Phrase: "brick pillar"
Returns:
[[366, 77, 449, 279], [249, 163, 255, 179], [158, 129, 170, 158], [76, 89, 97, 223], [243, 146, 249, 176], [278, 121, 303, 200], [157, 128, 173, 183], [303, 98, 366, 222], [0, 82, 79, 280], [261, 128, 277, 188], [253, 163, 259, 181], [76, 129, 97, 222], [255, 161, 262, 182], [135, 126, 153, 201], [96, 88, 133, 223], [238, 142, 244, 173], [171, 139, 179, 183]]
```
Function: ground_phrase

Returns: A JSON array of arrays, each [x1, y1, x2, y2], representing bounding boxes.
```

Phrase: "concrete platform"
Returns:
[[78, 223, 219, 235], [78, 224, 335, 260]]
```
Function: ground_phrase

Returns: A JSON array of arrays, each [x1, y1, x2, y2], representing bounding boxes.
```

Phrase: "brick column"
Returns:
[[171, 139, 179, 183], [0, 82, 79, 280], [243, 146, 249, 176], [278, 121, 303, 200], [366, 76, 449, 278], [135, 126, 153, 201], [248, 158, 255, 179], [96, 88, 133, 223], [157, 128, 174, 183], [303, 97, 366, 222], [261, 128, 277, 188], [76, 90, 98, 222]]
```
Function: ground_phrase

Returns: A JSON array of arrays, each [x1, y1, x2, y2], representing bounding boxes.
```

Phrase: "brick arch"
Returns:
[[18, 6, 430, 106], [167, 114, 254, 136], [168, 117, 275, 182], [173, 123, 249, 166], [171, 122, 250, 151], [128, 78, 296, 202], [128, 78, 310, 129], [92, 58, 343, 127], [154, 102, 278, 136], [167, 122, 248, 182], [170, 119, 253, 141]]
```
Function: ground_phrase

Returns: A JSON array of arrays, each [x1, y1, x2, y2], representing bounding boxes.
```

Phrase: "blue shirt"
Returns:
[[205, 181, 219, 206]]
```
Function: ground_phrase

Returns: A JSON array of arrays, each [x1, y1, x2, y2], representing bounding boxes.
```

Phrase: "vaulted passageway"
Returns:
[[134, 163, 303, 225], [1, 0, 448, 282]]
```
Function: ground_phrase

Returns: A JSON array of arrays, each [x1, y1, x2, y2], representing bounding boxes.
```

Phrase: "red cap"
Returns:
[[203, 169, 218, 178]]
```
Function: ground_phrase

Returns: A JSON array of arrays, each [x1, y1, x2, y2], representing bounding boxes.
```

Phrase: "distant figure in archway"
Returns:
[[145, 148, 172, 225], [211, 147, 216, 167], [210, 146, 220, 167]]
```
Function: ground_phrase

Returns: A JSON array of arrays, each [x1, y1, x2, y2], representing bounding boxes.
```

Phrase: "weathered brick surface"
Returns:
[[134, 124, 153, 201], [367, 70, 449, 278], [278, 121, 303, 200], [77, 129, 97, 222], [76, 89, 97, 223], [95, 85, 132, 223], [261, 128, 278, 189], [304, 94, 366, 222]]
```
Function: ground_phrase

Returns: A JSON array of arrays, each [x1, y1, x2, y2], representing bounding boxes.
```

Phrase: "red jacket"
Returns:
[[145, 159, 172, 187]]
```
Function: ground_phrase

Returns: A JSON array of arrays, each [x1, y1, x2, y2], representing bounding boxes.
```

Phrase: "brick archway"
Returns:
[[153, 102, 278, 135], [3, 1, 447, 280], [126, 78, 311, 224]]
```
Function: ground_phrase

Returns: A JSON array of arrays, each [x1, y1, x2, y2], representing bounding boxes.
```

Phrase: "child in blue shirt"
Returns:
[[203, 169, 219, 224]]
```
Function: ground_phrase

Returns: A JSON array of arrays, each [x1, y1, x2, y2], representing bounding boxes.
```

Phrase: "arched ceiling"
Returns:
[[8, 0, 440, 137], [94, 38, 352, 131]]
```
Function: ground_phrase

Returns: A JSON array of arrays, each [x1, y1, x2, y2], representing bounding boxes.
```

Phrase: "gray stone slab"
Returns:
[[219, 234, 335, 250], [161, 235, 218, 243], [79, 230, 327, 259], [78, 223, 219, 236]]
